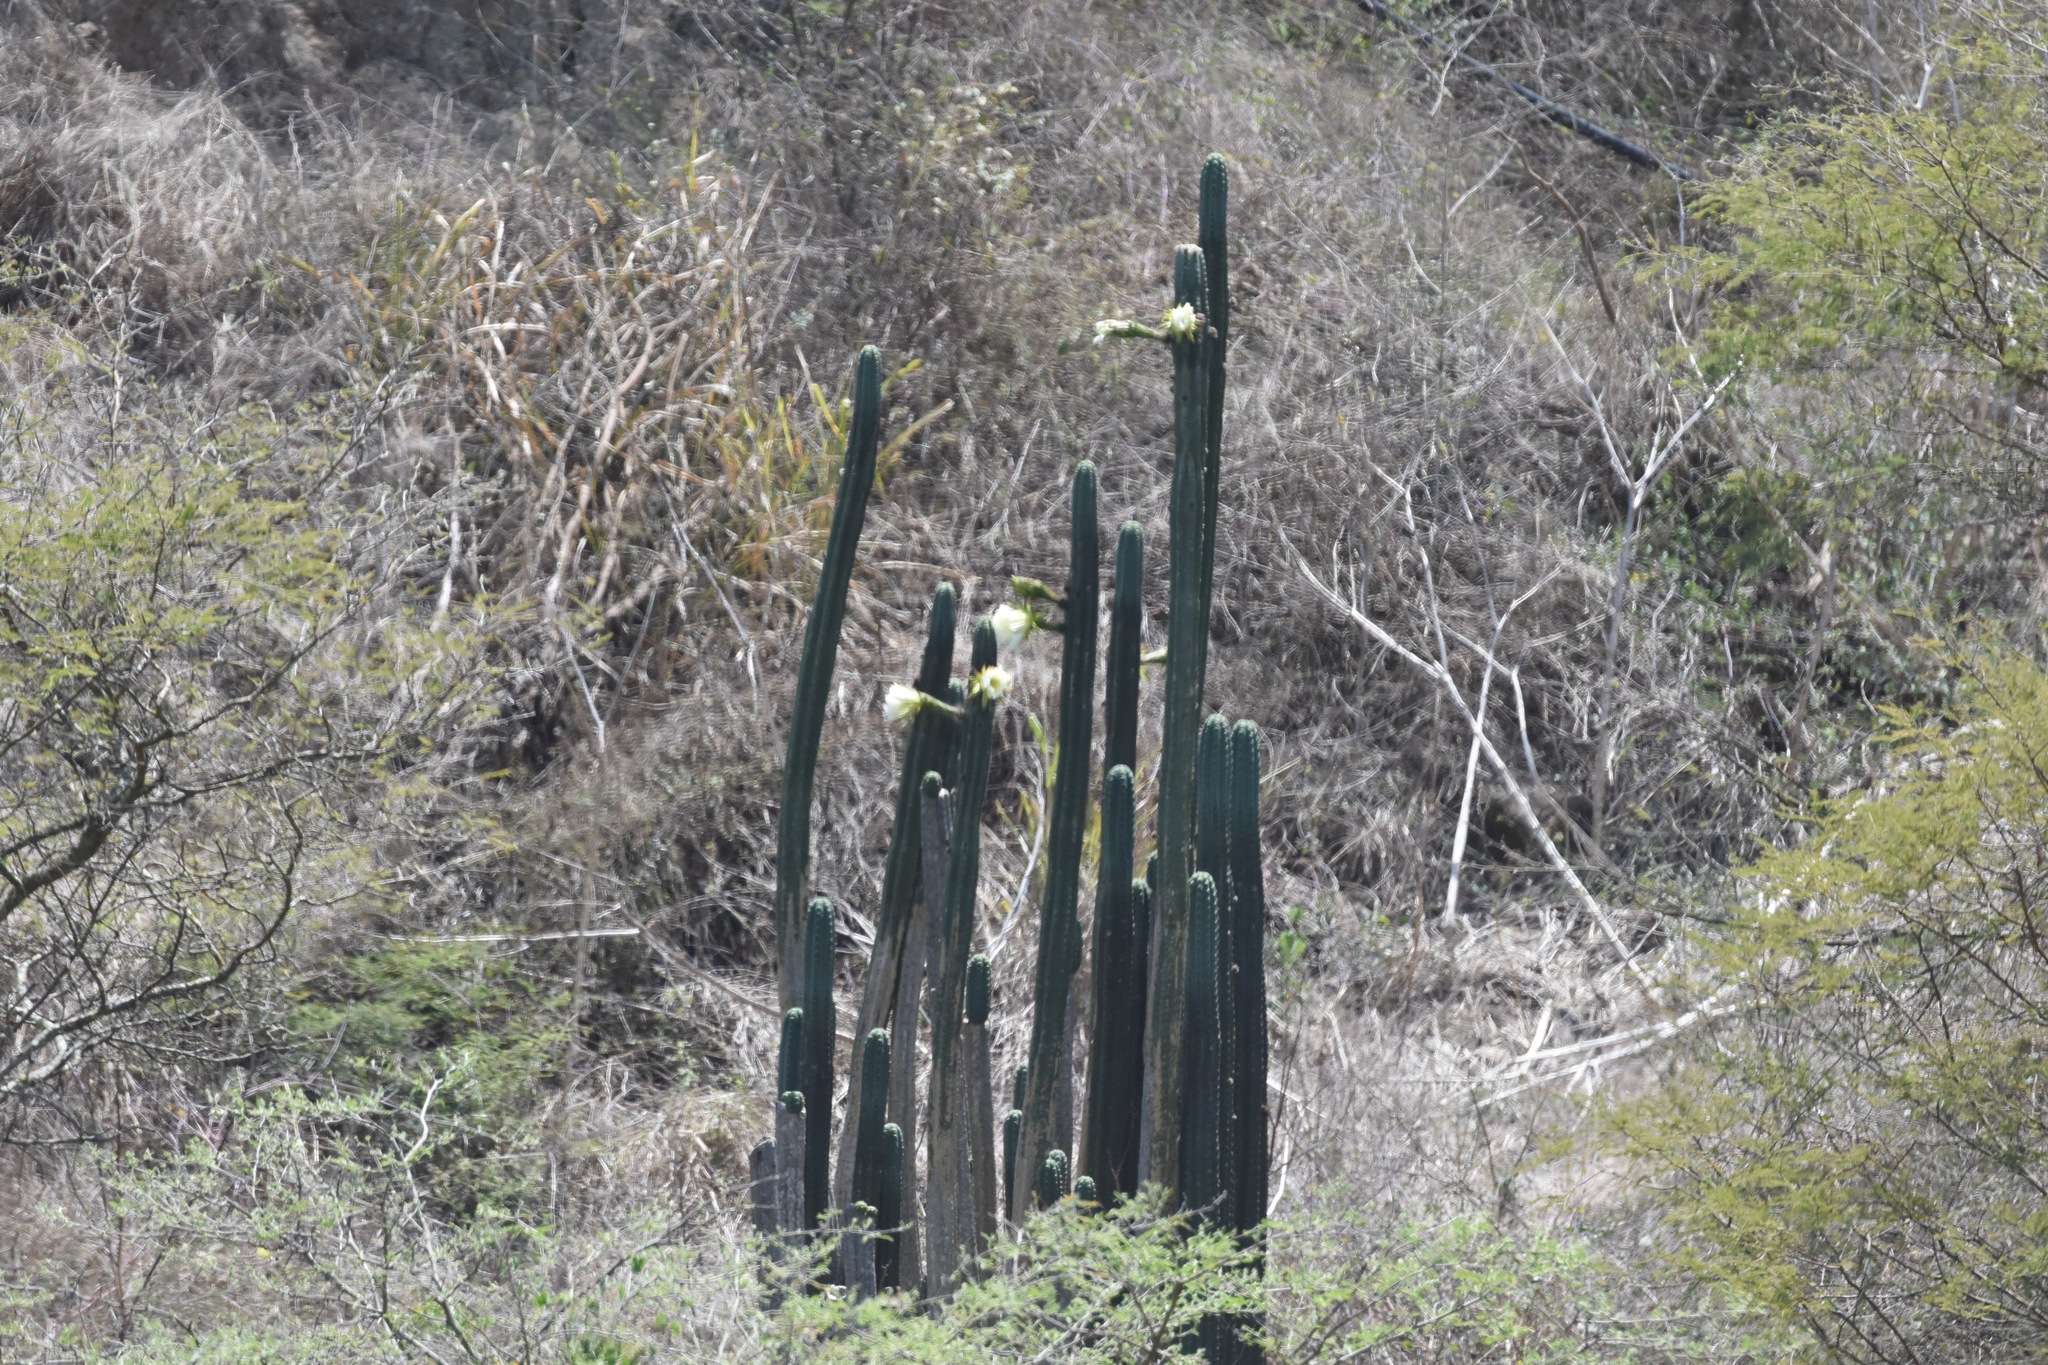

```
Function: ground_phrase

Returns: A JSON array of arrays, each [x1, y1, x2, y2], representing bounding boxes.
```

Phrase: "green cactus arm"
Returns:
[[1196, 714, 1238, 1229], [1016, 462, 1100, 1223], [1182, 871, 1224, 1227], [1081, 764, 1139, 1197], [1198, 155, 1230, 619], [966, 954, 991, 1025], [777, 1008, 805, 1097], [851, 1028, 892, 1215], [1002, 1109, 1023, 1220], [926, 619, 1000, 1297], [1229, 720, 1271, 1240], [879, 1122, 904, 1289], [1037, 1149, 1071, 1210], [802, 897, 837, 1228], [776, 347, 885, 1008], [1142, 243, 1211, 1201], [1103, 523, 1143, 776], [838, 581, 957, 1208]]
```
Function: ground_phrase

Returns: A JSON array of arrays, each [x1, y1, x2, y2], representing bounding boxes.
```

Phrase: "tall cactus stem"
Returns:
[[965, 954, 999, 1250], [1198, 155, 1230, 623], [774, 1091, 806, 1255], [879, 1122, 904, 1289], [1196, 714, 1238, 1229], [1017, 462, 1100, 1221], [1141, 243, 1211, 1199], [1229, 722, 1271, 1237], [801, 898, 837, 1229], [777, 347, 884, 1008], [1182, 872, 1224, 1227], [1002, 1109, 1023, 1222], [851, 1028, 892, 1218], [1104, 523, 1144, 775], [926, 620, 999, 1297], [840, 583, 956, 1206], [1080, 765, 1141, 1198]]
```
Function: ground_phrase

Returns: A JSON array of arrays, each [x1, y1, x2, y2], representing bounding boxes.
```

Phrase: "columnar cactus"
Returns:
[[840, 582, 957, 1206], [1198, 153, 1231, 614], [926, 619, 1000, 1296], [879, 1122, 904, 1289], [802, 897, 836, 1228], [776, 347, 884, 1009], [1016, 462, 1099, 1222], [1182, 871, 1225, 1225], [965, 953, 998, 1248], [1080, 523, 1143, 1199], [774, 1090, 805, 1250], [1196, 715, 1238, 1226], [1142, 242, 1214, 1196], [1037, 1148, 1071, 1209], [1002, 1108, 1023, 1221], [850, 1028, 892, 1216], [1228, 720, 1270, 1365], [1080, 765, 1142, 1199]]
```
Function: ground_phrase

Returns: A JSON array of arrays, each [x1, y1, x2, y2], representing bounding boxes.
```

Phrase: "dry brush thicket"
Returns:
[[0, 0, 2022, 1358]]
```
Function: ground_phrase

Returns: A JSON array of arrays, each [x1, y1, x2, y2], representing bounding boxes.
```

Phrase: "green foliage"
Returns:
[[1612, 653, 2048, 1360], [1684, 23, 2048, 390]]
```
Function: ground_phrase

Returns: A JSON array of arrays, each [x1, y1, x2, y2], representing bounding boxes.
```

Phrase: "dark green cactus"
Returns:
[[852, 1028, 891, 1215], [1037, 1148, 1070, 1209], [966, 954, 991, 1025], [1228, 721, 1269, 1365], [842, 583, 957, 1206], [1196, 714, 1238, 1228], [1014, 1064, 1028, 1112], [776, 348, 884, 1009], [1227, 722, 1270, 1235], [926, 619, 1000, 1296], [1003, 1109, 1023, 1220], [1143, 242, 1213, 1198], [879, 1122, 904, 1289], [1074, 1175, 1097, 1207], [802, 897, 836, 1228], [778, 1008, 804, 1097], [1017, 462, 1100, 1222], [1104, 523, 1143, 775], [1182, 872, 1224, 1225], [1081, 764, 1142, 1200], [1198, 154, 1230, 619], [965, 953, 998, 1247]]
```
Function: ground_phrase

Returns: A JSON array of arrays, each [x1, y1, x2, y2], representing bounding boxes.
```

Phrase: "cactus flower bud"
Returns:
[[883, 682, 923, 724], [991, 603, 1033, 650]]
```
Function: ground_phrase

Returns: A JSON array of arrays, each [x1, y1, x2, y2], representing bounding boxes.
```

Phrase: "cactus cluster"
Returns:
[[750, 156, 1270, 1343]]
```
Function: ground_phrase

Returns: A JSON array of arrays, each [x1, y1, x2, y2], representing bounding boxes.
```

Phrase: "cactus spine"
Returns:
[[1142, 243, 1213, 1197], [926, 620, 999, 1296], [840, 583, 956, 1207], [964, 953, 998, 1248], [801, 898, 837, 1228], [776, 347, 883, 1009], [1016, 462, 1100, 1222]]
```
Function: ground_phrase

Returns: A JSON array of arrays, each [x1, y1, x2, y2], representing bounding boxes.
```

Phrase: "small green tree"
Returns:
[[1614, 654, 2048, 1361], [0, 335, 482, 1119]]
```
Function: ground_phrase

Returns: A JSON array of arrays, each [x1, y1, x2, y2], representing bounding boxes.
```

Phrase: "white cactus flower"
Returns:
[[991, 602, 1033, 649], [969, 664, 1014, 704], [1093, 318, 1125, 345], [883, 682, 924, 724], [1164, 302, 1199, 340]]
